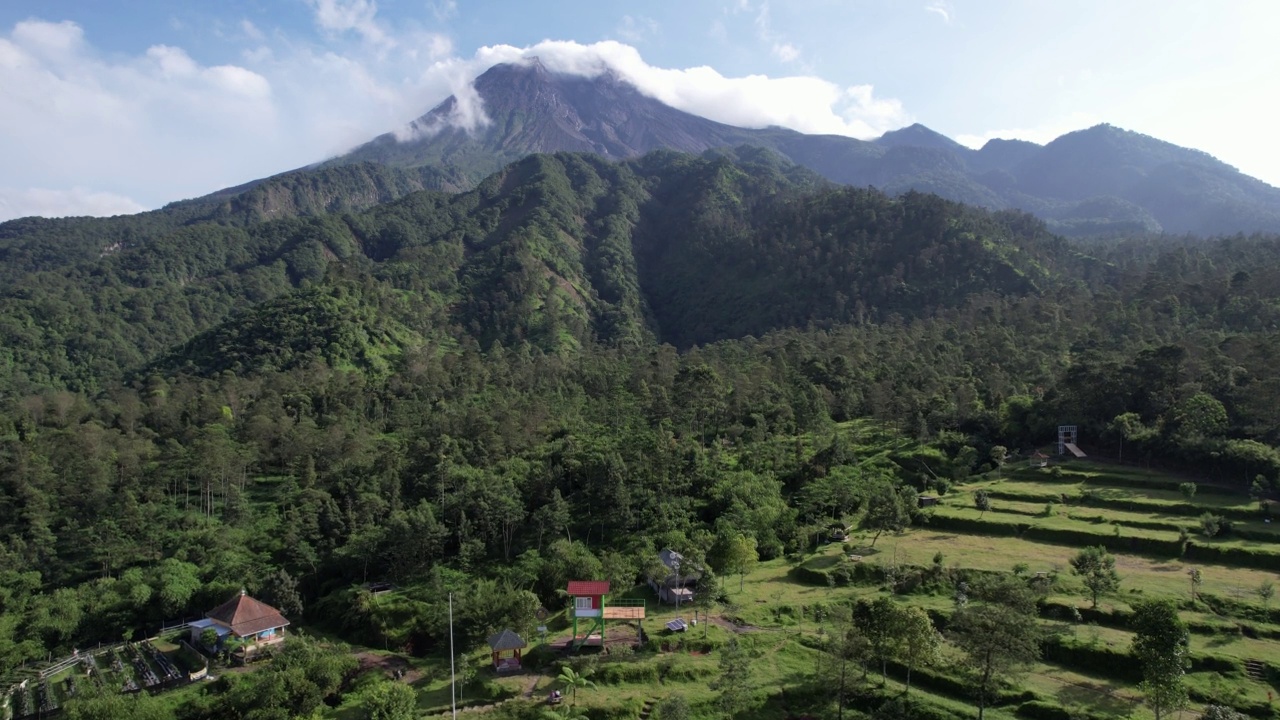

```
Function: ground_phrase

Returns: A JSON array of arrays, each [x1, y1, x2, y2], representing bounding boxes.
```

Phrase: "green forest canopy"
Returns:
[[3, 148, 1280, 716]]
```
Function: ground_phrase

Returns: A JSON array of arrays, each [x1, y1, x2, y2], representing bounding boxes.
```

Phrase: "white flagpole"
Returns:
[[449, 592, 457, 720]]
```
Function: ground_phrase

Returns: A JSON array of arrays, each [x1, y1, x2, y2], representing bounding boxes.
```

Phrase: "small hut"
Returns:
[[487, 629, 526, 672], [917, 494, 939, 508], [649, 549, 697, 605], [1030, 451, 1050, 468]]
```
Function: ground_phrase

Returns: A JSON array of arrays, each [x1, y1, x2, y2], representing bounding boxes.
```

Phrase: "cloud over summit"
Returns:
[[405, 40, 910, 142]]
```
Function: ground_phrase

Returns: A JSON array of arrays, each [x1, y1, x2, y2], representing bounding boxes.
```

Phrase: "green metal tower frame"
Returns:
[[570, 594, 606, 651]]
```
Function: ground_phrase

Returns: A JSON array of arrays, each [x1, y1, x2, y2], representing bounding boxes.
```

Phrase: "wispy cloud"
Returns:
[[615, 15, 659, 44], [753, 1, 802, 64], [307, 0, 393, 49], [924, 0, 954, 24], [708, 18, 728, 43], [0, 16, 430, 217], [772, 42, 799, 62], [240, 19, 264, 41], [954, 112, 1099, 149], [430, 0, 458, 23], [0, 187, 145, 220]]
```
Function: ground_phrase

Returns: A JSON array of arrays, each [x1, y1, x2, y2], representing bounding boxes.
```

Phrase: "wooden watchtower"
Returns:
[[566, 580, 646, 651]]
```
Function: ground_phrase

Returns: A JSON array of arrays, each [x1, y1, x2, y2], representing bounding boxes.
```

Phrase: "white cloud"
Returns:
[[954, 112, 1100, 149], [11, 19, 83, 60], [422, 40, 911, 141], [147, 44, 198, 77], [0, 187, 145, 221], [0, 19, 279, 217], [307, 0, 393, 50], [924, 0, 954, 24]]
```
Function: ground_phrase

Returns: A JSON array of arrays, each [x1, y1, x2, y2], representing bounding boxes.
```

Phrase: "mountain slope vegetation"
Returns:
[[0, 148, 1080, 393], [7, 148, 1280, 720]]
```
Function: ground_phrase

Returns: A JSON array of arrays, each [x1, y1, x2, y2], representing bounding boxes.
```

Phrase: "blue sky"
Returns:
[[1, 0, 1276, 220]]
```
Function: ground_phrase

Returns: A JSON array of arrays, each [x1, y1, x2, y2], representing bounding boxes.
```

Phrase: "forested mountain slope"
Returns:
[[0, 147, 1077, 392]]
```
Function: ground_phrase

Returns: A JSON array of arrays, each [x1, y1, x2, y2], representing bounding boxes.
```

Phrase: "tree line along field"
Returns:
[[7, 427, 1280, 720], [222, 456, 1280, 720]]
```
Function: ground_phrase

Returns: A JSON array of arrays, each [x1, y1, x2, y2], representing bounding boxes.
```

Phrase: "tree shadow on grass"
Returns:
[[1203, 634, 1237, 649], [1054, 681, 1137, 717]]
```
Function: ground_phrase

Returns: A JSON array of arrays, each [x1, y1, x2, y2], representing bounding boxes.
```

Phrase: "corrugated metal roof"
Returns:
[[658, 548, 684, 571], [566, 580, 610, 596]]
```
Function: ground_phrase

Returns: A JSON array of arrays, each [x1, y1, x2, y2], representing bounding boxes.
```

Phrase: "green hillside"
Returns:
[[6, 149, 1280, 719], [0, 148, 1080, 393]]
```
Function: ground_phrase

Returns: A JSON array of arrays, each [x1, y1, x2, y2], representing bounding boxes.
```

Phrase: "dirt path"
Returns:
[[352, 651, 424, 684], [521, 674, 543, 699]]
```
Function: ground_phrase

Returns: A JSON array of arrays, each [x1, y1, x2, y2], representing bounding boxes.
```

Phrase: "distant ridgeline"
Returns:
[[99, 60, 1280, 243], [327, 61, 1280, 238]]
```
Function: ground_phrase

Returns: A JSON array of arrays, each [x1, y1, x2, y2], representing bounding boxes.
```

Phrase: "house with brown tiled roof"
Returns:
[[189, 590, 290, 659]]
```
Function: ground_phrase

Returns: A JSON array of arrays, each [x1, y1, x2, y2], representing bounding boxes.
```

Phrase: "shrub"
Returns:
[[1201, 513, 1223, 538], [651, 694, 691, 720], [974, 490, 992, 514]]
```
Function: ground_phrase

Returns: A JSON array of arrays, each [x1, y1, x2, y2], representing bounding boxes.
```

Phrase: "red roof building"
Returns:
[[566, 580, 610, 596]]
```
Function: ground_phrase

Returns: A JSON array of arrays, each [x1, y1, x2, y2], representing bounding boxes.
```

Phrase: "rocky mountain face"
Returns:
[[334, 59, 763, 180]]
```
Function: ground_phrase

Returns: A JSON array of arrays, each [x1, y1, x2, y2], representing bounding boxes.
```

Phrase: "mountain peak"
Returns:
[[875, 123, 968, 154]]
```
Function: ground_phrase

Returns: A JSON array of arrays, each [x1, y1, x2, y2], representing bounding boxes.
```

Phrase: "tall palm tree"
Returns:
[[556, 666, 597, 706]]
